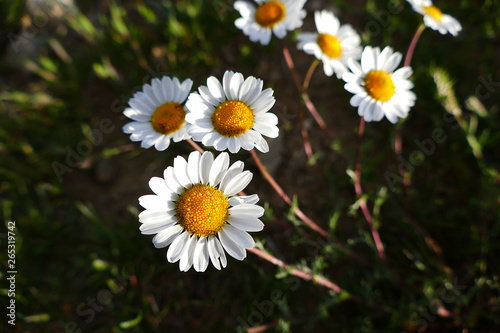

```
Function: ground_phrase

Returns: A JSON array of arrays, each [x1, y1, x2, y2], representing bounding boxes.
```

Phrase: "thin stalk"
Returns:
[[298, 103, 314, 162], [250, 149, 329, 238], [354, 117, 388, 264], [303, 59, 320, 92], [249, 247, 391, 313], [281, 42, 334, 142], [404, 24, 426, 68], [299, 59, 321, 162], [394, 24, 426, 187], [249, 149, 371, 266], [187, 139, 204, 154]]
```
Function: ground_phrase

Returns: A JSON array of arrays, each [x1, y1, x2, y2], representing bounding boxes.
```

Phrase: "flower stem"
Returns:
[[303, 59, 320, 92], [281, 42, 334, 142], [404, 24, 426, 67], [249, 149, 371, 266], [249, 246, 391, 312], [187, 139, 204, 154], [298, 59, 321, 162], [250, 149, 328, 238], [249, 247, 342, 292], [354, 117, 388, 264], [394, 24, 426, 188], [298, 104, 314, 162]]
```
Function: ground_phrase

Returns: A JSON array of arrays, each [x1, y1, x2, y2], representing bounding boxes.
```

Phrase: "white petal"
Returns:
[[229, 203, 264, 217], [173, 156, 191, 188], [218, 229, 246, 260], [171, 77, 182, 103], [223, 171, 253, 196], [228, 194, 260, 206], [123, 107, 150, 122], [179, 235, 197, 272], [207, 236, 221, 270], [254, 135, 269, 153], [161, 76, 174, 101], [199, 151, 214, 184], [361, 46, 375, 73], [178, 78, 193, 103], [187, 151, 201, 184], [209, 152, 230, 186], [228, 215, 264, 232], [383, 52, 402, 73], [149, 177, 173, 198], [151, 78, 167, 104], [253, 121, 279, 138], [140, 220, 176, 235], [123, 121, 153, 133], [167, 231, 190, 263], [219, 161, 244, 192], [193, 237, 209, 272], [139, 194, 174, 211], [164, 166, 184, 194], [154, 136, 172, 151], [199, 85, 220, 107], [222, 70, 234, 100], [238, 76, 256, 101], [229, 72, 244, 100], [208, 236, 227, 269], [222, 224, 255, 249], [152, 224, 183, 248], [207, 76, 225, 103], [139, 210, 175, 225]]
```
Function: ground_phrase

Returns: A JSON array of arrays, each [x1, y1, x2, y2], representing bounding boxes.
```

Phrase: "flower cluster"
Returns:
[[122, 0, 462, 272]]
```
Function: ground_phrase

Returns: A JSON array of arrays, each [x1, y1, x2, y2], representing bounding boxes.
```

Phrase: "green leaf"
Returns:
[[119, 311, 143, 329]]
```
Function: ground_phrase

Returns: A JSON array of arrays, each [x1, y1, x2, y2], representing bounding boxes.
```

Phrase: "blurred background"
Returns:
[[1, 0, 499, 332]]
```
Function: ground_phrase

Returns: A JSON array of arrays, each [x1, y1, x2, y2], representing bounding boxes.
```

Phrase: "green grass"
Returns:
[[1, 0, 499, 332]]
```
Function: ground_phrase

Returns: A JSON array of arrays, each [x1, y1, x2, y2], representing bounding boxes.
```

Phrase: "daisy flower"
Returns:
[[234, 0, 307, 45], [122, 76, 192, 151], [139, 151, 265, 272], [297, 10, 362, 78], [406, 0, 462, 36], [185, 70, 278, 154], [342, 46, 417, 123]]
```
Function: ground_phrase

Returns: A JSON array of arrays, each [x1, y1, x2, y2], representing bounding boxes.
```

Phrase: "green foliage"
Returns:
[[1, 0, 499, 332]]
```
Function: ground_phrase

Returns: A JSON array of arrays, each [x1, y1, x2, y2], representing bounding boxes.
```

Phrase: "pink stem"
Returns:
[[249, 149, 329, 238], [395, 24, 426, 188], [187, 139, 204, 154], [281, 42, 334, 142], [354, 117, 388, 263]]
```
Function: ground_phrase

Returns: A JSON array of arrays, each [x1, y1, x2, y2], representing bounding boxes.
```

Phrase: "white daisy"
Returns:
[[297, 10, 362, 79], [138, 151, 265, 272], [122, 76, 192, 151], [342, 46, 417, 124], [185, 70, 278, 154], [406, 0, 462, 36], [234, 0, 307, 46]]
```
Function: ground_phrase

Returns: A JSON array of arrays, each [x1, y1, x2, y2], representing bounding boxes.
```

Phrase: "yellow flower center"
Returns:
[[317, 33, 342, 59], [363, 70, 396, 102], [255, 1, 286, 28], [150, 102, 186, 135], [212, 100, 254, 137], [175, 184, 229, 237], [423, 5, 443, 22]]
